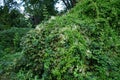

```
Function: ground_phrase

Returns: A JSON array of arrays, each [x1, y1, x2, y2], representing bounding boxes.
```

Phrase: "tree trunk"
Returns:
[[62, 0, 77, 10]]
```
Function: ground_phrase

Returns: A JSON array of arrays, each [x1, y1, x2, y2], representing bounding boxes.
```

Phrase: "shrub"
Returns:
[[20, 26, 90, 79], [18, 0, 120, 80], [0, 52, 23, 79], [0, 27, 31, 52]]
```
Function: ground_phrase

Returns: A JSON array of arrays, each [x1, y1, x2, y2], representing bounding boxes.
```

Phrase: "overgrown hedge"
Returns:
[[20, 26, 91, 79], [6, 0, 120, 80]]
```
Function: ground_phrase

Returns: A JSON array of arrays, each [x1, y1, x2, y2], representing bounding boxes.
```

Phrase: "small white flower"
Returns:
[[87, 50, 91, 53]]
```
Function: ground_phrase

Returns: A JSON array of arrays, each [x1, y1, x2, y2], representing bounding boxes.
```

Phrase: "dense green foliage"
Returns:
[[23, 0, 58, 26], [0, 27, 31, 51], [0, 27, 31, 79], [0, 6, 30, 30], [0, 0, 120, 80], [18, 0, 120, 79], [20, 26, 88, 79]]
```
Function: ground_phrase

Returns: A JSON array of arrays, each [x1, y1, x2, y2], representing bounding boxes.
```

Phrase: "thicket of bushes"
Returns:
[[0, 0, 120, 80], [20, 26, 89, 79], [0, 27, 31, 79], [0, 27, 31, 52], [17, 0, 120, 79]]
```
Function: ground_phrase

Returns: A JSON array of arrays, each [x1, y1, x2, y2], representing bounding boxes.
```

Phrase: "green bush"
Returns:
[[20, 26, 90, 79], [0, 27, 31, 52], [16, 0, 120, 80], [0, 52, 23, 79], [0, 27, 32, 79]]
